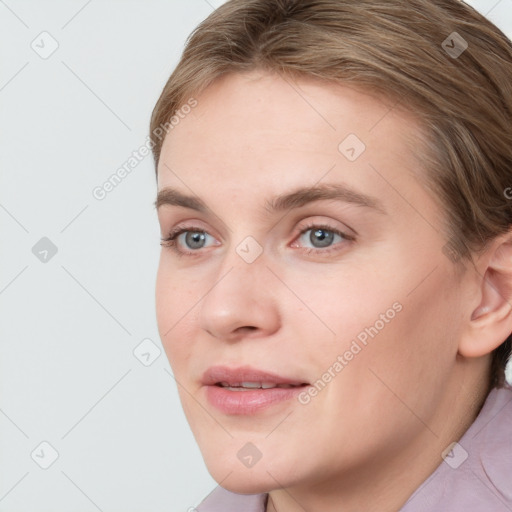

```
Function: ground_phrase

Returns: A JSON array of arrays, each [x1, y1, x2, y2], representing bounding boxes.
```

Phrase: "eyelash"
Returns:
[[160, 222, 355, 258]]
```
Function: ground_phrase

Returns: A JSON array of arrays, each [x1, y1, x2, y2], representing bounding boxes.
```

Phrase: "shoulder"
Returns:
[[470, 384, 512, 504], [195, 486, 268, 512], [402, 384, 512, 511]]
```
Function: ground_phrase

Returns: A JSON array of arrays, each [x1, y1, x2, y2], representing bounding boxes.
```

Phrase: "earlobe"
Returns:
[[459, 232, 512, 359]]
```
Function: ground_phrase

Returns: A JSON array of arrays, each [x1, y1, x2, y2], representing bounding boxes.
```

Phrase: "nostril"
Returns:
[[237, 326, 257, 332]]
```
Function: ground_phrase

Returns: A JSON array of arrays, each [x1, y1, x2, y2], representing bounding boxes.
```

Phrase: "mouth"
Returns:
[[201, 364, 309, 387], [201, 365, 310, 415], [214, 381, 307, 391]]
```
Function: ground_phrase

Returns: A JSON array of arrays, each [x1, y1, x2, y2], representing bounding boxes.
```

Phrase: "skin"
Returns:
[[154, 71, 512, 512]]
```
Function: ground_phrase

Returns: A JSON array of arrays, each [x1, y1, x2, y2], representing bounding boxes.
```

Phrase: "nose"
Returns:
[[198, 246, 281, 341]]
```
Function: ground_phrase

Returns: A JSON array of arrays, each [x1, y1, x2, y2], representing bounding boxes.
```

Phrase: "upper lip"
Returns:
[[201, 365, 309, 386]]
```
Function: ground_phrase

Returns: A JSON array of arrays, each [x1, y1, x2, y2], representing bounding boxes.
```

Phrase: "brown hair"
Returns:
[[150, 0, 512, 388]]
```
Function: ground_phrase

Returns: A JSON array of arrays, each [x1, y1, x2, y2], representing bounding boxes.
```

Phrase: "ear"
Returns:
[[458, 230, 512, 358]]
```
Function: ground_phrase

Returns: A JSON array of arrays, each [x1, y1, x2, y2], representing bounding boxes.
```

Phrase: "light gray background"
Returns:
[[1, 1, 511, 511]]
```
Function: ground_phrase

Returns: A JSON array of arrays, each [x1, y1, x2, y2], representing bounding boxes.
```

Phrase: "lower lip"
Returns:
[[204, 384, 308, 415]]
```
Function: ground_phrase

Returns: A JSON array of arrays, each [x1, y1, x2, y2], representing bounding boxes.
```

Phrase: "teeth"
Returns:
[[218, 381, 299, 389], [241, 381, 264, 388]]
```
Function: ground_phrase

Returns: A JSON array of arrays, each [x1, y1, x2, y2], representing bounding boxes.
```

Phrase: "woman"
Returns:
[[150, 1, 512, 510]]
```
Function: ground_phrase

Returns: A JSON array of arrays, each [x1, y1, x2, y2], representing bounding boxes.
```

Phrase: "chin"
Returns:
[[204, 452, 302, 495], [194, 428, 308, 493], [210, 470, 275, 495], [202, 455, 268, 492]]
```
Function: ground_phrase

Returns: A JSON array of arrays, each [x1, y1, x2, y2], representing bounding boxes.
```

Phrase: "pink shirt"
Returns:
[[196, 383, 512, 511]]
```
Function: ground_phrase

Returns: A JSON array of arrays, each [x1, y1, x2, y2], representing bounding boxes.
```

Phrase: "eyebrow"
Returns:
[[154, 183, 387, 215]]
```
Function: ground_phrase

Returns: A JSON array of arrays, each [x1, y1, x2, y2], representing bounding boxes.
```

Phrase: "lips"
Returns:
[[217, 382, 301, 390], [201, 365, 309, 388], [201, 365, 310, 415]]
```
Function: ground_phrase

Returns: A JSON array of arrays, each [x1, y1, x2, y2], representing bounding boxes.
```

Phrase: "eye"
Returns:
[[292, 223, 354, 254], [160, 226, 219, 256], [160, 222, 355, 258]]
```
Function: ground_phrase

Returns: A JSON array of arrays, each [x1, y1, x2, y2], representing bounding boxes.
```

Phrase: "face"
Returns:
[[155, 71, 468, 494]]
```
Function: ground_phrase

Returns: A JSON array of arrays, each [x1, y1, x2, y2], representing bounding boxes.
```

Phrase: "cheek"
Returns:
[[155, 254, 204, 324], [155, 262, 175, 334], [286, 269, 461, 467], [335, 266, 462, 423], [289, 251, 460, 402], [155, 260, 197, 369], [279, 265, 405, 356]]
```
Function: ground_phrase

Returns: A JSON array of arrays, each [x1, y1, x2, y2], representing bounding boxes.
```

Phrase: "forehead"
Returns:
[[162, 71, 407, 152], [156, 71, 436, 221], [160, 71, 420, 160]]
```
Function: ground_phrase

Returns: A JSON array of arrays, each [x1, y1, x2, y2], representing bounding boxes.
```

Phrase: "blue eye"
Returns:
[[160, 223, 354, 257], [178, 231, 209, 250], [299, 227, 341, 248], [160, 228, 217, 256], [294, 224, 353, 254]]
